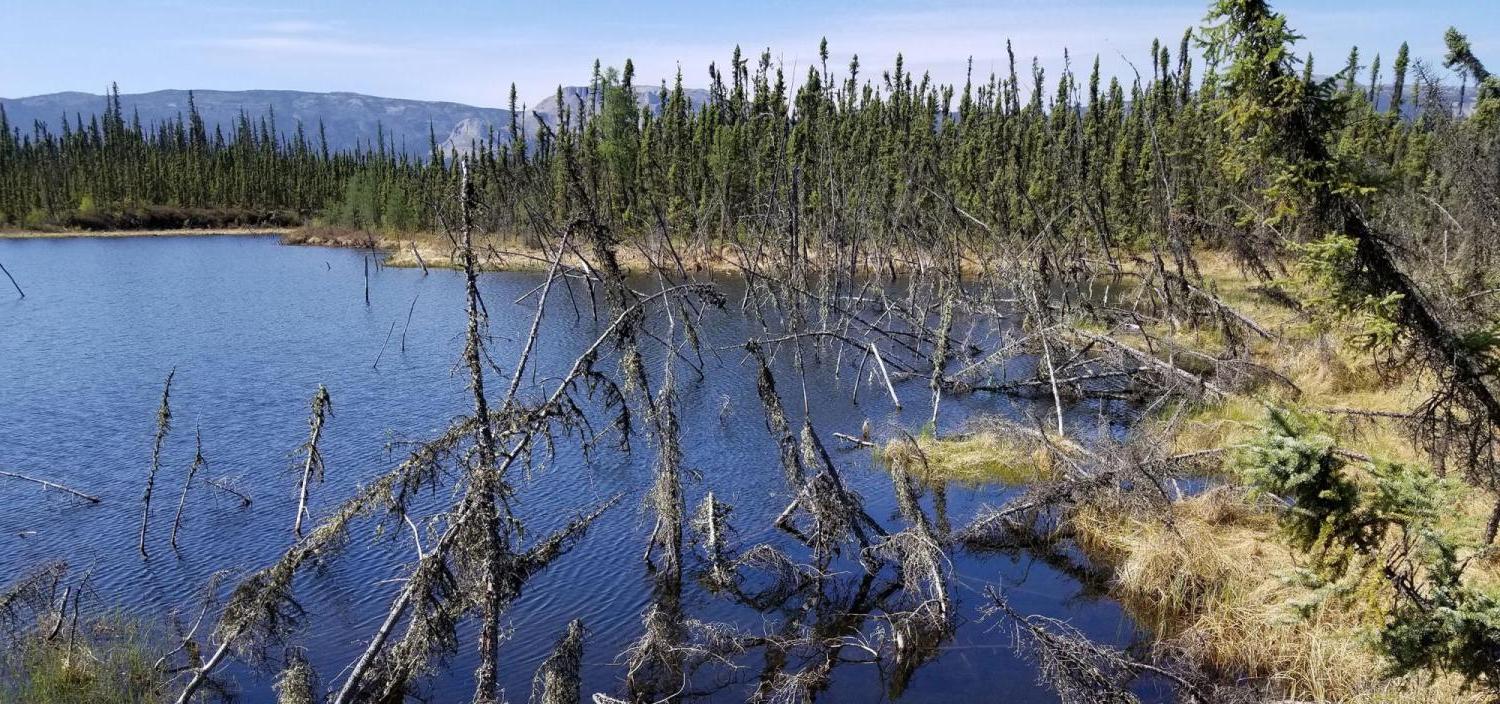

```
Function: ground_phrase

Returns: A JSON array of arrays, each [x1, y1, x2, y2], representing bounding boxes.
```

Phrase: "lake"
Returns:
[[0, 235, 1166, 702]]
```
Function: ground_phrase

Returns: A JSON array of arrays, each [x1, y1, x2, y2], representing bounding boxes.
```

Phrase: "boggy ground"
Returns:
[[905, 251, 1500, 702]]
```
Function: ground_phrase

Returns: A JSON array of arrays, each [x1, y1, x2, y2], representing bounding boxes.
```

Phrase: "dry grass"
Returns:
[[911, 251, 1500, 700], [1064, 251, 1500, 702], [285, 225, 745, 274], [1144, 252, 1430, 461], [1072, 487, 1490, 703]]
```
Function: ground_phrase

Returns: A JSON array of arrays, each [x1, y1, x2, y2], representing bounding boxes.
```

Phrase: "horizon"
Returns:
[[2, 0, 1494, 109]]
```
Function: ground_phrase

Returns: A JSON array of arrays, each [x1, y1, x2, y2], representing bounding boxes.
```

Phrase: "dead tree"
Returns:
[[292, 385, 332, 538], [692, 492, 734, 589], [454, 157, 510, 704], [984, 587, 1208, 704], [530, 619, 585, 704], [140, 368, 175, 557], [170, 429, 207, 549], [0, 258, 22, 298]]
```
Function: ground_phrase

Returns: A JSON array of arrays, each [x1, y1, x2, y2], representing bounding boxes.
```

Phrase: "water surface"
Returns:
[[0, 235, 1163, 702]]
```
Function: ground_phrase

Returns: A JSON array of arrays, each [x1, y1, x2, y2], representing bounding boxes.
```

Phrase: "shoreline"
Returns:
[[0, 227, 292, 240], [285, 226, 771, 276], [0, 225, 744, 275], [0, 226, 981, 279]]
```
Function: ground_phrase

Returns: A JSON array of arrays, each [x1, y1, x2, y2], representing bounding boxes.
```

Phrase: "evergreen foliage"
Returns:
[[1238, 408, 1500, 689]]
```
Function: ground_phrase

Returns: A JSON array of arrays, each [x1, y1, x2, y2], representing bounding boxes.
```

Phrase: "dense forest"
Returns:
[[2, 0, 1499, 702], [1, 8, 1492, 258]]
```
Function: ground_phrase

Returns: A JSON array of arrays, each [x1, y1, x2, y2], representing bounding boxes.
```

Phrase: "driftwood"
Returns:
[[0, 470, 101, 503], [832, 432, 877, 448]]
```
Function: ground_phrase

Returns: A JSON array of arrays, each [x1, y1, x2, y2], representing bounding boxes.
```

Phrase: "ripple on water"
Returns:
[[0, 235, 1160, 703]]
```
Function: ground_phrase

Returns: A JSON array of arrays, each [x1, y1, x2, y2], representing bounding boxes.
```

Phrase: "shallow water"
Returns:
[[0, 235, 1166, 702]]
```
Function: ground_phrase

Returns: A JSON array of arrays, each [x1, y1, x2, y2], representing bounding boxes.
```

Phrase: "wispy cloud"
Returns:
[[197, 18, 417, 60], [258, 20, 332, 35], [205, 35, 407, 58]]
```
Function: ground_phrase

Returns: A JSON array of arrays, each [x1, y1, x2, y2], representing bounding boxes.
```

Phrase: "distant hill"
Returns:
[[0, 86, 712, 158], [531, 85, 712, 121], [0, 89, 519, 155], [1353, 83, 1476, 119], [1, 82, 1469, 159]]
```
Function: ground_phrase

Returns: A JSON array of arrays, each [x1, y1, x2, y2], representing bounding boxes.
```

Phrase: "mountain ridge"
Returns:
[[0, 87, 709, 157]]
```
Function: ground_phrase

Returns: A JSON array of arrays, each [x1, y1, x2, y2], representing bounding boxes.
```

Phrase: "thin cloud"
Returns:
[[204, 35, 407, 58], [196, 18, 423, 61], [258, 20, 332, 35]]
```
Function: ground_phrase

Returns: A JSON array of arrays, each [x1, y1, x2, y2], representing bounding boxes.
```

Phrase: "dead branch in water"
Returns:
[[409, 240, 429, 275], [1064, 329, 1229, 400], [869, 342, 902, 408], [169, 429, 207, 548], [140, 368, 175, 557], [0, 258, 23, 298], [292, 385, 332, 538], [400, 293, 419, 353], [203, 477, 252, 507], [531, 619, 585, 704], [984, 587, 1209, 704], [371, 320, 397, 369], [832, 432, 877, 448], [0, 471, 101, 504]]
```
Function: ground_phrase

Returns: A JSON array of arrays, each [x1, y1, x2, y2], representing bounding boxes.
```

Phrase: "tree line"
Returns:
[[0, 25, 1491, 273]]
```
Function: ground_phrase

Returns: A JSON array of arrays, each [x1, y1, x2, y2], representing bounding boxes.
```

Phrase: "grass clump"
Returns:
[[880, 430, 1059, 485], [0, 617, 168, 704], [1073, 487, 1489, 703]]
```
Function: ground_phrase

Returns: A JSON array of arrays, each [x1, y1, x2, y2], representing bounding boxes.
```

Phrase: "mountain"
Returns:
[[531, 85, 712, 120], [0, 89, 520, 155], [0, 86, 713, 157], [1365, 83, 1477, 119]]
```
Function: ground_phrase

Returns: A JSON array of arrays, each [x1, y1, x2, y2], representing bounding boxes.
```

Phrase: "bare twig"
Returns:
[[0, 470, 101, 504]]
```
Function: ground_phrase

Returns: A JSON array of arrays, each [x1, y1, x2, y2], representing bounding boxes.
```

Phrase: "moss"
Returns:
[[879, 431, 1059, 485]]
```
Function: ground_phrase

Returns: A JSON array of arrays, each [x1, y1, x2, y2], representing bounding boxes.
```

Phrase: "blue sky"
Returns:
[[2, 0, 1493, 106]]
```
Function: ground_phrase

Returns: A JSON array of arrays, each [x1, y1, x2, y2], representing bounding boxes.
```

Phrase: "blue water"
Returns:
[[0, 235, 1163, 702]]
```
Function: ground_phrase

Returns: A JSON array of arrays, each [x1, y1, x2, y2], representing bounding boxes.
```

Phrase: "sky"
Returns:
[[1, 0, 1494, 107]]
